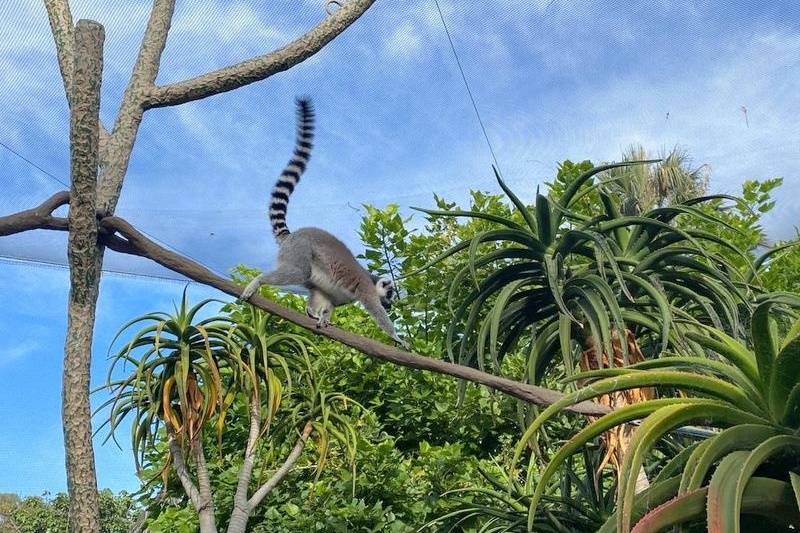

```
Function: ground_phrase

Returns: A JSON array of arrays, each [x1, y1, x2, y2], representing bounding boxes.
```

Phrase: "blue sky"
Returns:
[[1, 0, 799, 496]]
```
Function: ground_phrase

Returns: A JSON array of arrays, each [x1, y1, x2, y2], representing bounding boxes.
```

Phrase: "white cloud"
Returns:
[[172, 1, 290, 44], [0, 343, 39, 367], [384, 23, 423, 58], [159, 1, 300, 83]]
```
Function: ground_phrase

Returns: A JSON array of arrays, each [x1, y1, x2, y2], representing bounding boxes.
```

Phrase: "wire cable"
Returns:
[[0, 140, 69, 188], [0, 135, 231, 281], [433, 0, 502, 175], [0, 254, 205, 285]]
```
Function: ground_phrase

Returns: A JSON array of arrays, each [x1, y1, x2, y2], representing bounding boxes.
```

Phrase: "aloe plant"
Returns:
[[517, 296, 800, 532], [98, 290, 362, 533], [411, 163, 797, 531], [419, 446, 617, 532], [413, 162, 752, 384]]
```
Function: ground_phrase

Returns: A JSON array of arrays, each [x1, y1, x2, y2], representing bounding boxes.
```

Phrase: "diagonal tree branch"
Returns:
[[247, 422, 313, 509], [96, 215, 611, 417], [97, 0, 176, 213], [167, 432, 217, 532], [231, 400, 263, 519], [44, 0, 75, 106], [143, 0, 376, 109], [0, 196, 608, 417], [127, 0, 175, 88], [4, 205, 717, 439], [190, 440, 217, 533], [0, 192, 610, 416]]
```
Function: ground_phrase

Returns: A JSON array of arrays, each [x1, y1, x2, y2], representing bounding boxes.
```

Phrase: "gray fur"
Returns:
[[240, 98, 407, 349]]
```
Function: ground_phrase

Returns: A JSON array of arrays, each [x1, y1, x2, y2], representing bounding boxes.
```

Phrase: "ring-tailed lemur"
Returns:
[[241, 98, 407, 349]]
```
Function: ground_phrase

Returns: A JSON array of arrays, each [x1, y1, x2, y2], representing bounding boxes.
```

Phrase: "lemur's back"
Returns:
[[286, 227, 371, 306]]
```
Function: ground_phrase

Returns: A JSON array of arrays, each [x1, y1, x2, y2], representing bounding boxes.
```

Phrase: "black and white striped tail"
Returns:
[[269, 97, 315, 241]]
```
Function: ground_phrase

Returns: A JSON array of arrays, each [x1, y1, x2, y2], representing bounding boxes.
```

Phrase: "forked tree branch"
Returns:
[[144, 0, 377, 109], [248, 422, 313, 508], [167, 429, 202, 508], [44, 0, 376, 216], [98, 0, 176, 211]]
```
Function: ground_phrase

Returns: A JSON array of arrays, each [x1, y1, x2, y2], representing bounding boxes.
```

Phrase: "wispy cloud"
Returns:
[[383, 23, 423, 58], [161, 0, 297, 82], [0, 343, 39, 367]]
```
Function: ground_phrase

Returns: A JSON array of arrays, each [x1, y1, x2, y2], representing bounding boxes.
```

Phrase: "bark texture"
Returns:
[[227, 422, 313, 533], [63, 19, 104, 533]]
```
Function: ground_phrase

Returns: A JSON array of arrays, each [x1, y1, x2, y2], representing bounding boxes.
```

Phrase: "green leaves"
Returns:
[[388, 159, 800, 532], [100, 290, 236, 465]]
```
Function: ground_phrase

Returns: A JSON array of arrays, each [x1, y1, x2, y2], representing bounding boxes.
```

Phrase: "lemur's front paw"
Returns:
[[393, 336, 410, 350]]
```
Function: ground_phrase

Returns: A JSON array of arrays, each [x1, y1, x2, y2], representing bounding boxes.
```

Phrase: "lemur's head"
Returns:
[[372, 276, 397, 310]]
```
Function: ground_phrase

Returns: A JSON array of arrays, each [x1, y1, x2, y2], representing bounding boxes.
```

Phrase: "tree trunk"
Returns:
[[579, 329, 654, 493], [63, 20, 104, 533], [192, 442, 217, 533]]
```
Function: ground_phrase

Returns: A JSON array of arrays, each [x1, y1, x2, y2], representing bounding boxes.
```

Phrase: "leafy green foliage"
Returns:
[[422, 444, 620, 532], [0, 490, 137, 533], [114, 156, 800, 533], [101, 289, 239, 465], [130, 205, 553, 531], [314, 334, 512, 455], [145, 505, 198, 533], [242, 440, 482, 532], [102, 286, 366, 531], [686, 178, 783, 273], [356, 161, 800, 532]]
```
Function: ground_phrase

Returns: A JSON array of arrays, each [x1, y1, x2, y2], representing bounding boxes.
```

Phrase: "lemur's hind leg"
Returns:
[[241, 240, 312, 300], [306, 289, 334, 328], [240, 266, 306, 300]]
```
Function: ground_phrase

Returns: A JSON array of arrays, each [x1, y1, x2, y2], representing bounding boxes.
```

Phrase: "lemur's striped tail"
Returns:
[[269, 98, 315, 241]]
